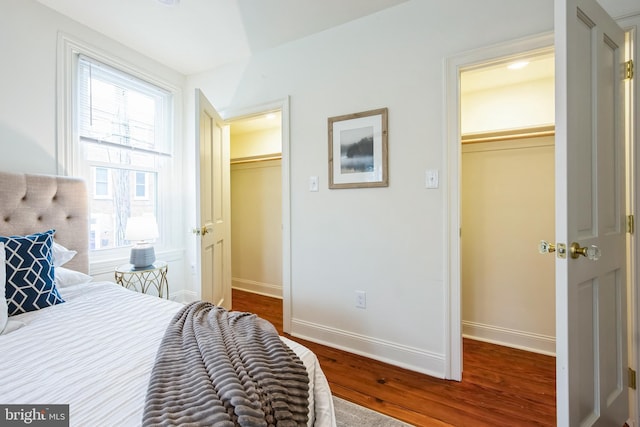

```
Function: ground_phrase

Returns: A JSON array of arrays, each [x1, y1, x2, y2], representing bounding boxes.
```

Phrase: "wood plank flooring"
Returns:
[[232, 289, 556, 426]]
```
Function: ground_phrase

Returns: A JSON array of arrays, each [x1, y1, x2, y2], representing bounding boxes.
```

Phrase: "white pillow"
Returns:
[[55, 267, 93, 287], [1, 242, 26, 335], [0, 242, 7, 334], [52, 241, 77, 268]]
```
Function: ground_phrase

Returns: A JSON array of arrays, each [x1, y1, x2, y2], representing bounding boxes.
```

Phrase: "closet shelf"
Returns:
[[462, 125, 555, 144]]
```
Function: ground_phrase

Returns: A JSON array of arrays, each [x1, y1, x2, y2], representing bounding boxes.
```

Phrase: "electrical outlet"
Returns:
[[355, 290, 366, 309]]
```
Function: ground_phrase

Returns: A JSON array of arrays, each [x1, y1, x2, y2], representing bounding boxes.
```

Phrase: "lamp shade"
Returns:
[[125, 216, 159, 268], [125, 217, 159, 242]]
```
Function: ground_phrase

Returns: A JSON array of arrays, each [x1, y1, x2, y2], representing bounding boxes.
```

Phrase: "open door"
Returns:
[[195, 89, 232, 309], [555, 0, 628, 424]]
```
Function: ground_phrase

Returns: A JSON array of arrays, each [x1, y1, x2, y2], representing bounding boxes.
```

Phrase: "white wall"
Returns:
[[231, 128, 281, 159], [461, 77, 555, 134], [0, 0, 190, 299], [186, 0, 556, 376]]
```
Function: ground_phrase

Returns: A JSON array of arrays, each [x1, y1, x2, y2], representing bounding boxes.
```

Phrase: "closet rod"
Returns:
[[230, 154, 282, 165], [462, 125, 555, 144]]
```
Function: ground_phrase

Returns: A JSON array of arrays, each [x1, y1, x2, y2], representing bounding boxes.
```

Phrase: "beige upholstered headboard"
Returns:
[[0, 171, 89, 274]]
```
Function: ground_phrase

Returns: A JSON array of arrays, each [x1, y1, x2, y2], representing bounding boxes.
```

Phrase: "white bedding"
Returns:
[[0, 281, 336, 427]]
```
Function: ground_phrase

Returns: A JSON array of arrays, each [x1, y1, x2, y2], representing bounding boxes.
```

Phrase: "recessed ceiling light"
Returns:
[[507, 61, 530, 70]]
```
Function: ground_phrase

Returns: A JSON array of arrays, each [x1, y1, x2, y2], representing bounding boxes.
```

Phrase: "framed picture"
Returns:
[[328, 108, 388, 189]]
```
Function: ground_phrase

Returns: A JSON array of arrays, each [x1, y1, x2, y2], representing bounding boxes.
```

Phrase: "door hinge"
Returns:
[[629, 367, 637, 390], [628, 214, 635, 234], [625, 60, 634, 80]]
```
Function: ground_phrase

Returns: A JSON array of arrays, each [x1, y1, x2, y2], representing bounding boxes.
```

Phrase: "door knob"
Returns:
[[570, 242, 601, 260], [538, 240, 556, 254], [191, 226, 209, 236]]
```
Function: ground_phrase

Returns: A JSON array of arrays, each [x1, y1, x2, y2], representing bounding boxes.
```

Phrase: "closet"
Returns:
[[230, 112, 283, 298], [460, 53, 556, 355]]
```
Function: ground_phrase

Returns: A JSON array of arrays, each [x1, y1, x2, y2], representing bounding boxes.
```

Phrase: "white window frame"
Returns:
[[57, 33, 182, 270]]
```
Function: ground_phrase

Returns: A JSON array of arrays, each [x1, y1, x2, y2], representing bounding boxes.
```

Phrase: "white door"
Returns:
[[555, 0, 627, 425], [195, 89, 232, 309]]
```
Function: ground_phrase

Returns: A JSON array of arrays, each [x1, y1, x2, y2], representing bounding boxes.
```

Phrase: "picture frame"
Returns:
[[328, 108, 388, 189]]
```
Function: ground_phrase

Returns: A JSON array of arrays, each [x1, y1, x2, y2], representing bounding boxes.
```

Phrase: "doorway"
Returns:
[[459, 50, 556, 356], [223, 97, 292, 332], [444, 33, 556, 381], [228, 111, 284, 299], [446, 25, 637, 422]]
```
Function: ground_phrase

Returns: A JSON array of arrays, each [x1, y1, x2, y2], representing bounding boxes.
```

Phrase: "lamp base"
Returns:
[[130, 245, 156, 268]]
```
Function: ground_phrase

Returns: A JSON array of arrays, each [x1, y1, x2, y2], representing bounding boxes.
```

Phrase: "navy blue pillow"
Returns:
[[1, 229, 64, 316]]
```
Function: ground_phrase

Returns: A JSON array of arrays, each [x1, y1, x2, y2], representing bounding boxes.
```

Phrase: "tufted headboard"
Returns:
[[0, 171, 89, 274]]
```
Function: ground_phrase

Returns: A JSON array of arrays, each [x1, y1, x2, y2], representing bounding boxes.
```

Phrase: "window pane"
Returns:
[[135, 172, 146, 198], [94, 167, 110, 197], [77, 56, 171, 153], [89, 167, 157, 250], [96, 167, 108, 181], [96, 182, 108, 196]]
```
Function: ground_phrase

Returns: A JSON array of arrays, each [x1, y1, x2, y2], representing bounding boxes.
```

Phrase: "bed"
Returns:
[[0, 171, 336, 427]]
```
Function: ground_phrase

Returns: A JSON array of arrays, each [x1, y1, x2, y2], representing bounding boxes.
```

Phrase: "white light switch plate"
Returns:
[[309, 176, 319, 192], [426, 169, 439, 189]]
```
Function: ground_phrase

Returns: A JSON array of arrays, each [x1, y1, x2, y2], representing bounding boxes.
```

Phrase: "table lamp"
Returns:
[[125, 216, 159, 268]]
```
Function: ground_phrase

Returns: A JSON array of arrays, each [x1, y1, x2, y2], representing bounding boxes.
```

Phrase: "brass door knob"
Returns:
[[570, 242, 601, 260], [192, 226, 209, 236]]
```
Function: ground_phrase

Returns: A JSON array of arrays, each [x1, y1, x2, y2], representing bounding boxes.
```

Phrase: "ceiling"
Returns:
[[36, 0, 409, 75]]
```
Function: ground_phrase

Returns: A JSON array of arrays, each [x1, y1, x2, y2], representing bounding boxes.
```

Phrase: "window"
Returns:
[[73, 54, 173, 252], [94, 167, 111, 198], [134, 171, 148, 199]]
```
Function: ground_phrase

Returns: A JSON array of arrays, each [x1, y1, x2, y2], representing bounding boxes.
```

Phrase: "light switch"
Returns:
[[426, 169, 439, 189], [309, 176, 319, 192]]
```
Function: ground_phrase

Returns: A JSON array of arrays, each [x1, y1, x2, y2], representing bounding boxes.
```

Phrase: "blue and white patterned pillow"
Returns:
[[1, 229, 64, 315], [0, 242, 7, 332]]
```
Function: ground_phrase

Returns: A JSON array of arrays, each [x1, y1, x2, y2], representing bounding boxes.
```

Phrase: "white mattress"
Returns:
[[0, 281, 336, 426]]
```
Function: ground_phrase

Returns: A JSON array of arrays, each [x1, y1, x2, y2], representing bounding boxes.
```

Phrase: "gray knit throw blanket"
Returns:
[[142, 301, 310, 427]]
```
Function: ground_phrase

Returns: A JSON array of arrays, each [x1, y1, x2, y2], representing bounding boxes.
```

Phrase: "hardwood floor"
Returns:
[[232, 289, 556, 426]]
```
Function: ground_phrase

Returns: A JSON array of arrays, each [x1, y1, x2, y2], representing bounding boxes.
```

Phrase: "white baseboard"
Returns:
[[462, 320, 556, 356], [232, 278, 282, 299], [290, 318, 446, 378]]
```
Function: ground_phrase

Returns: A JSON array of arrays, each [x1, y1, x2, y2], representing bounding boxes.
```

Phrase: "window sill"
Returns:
[[89, 247, 185, 276]]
